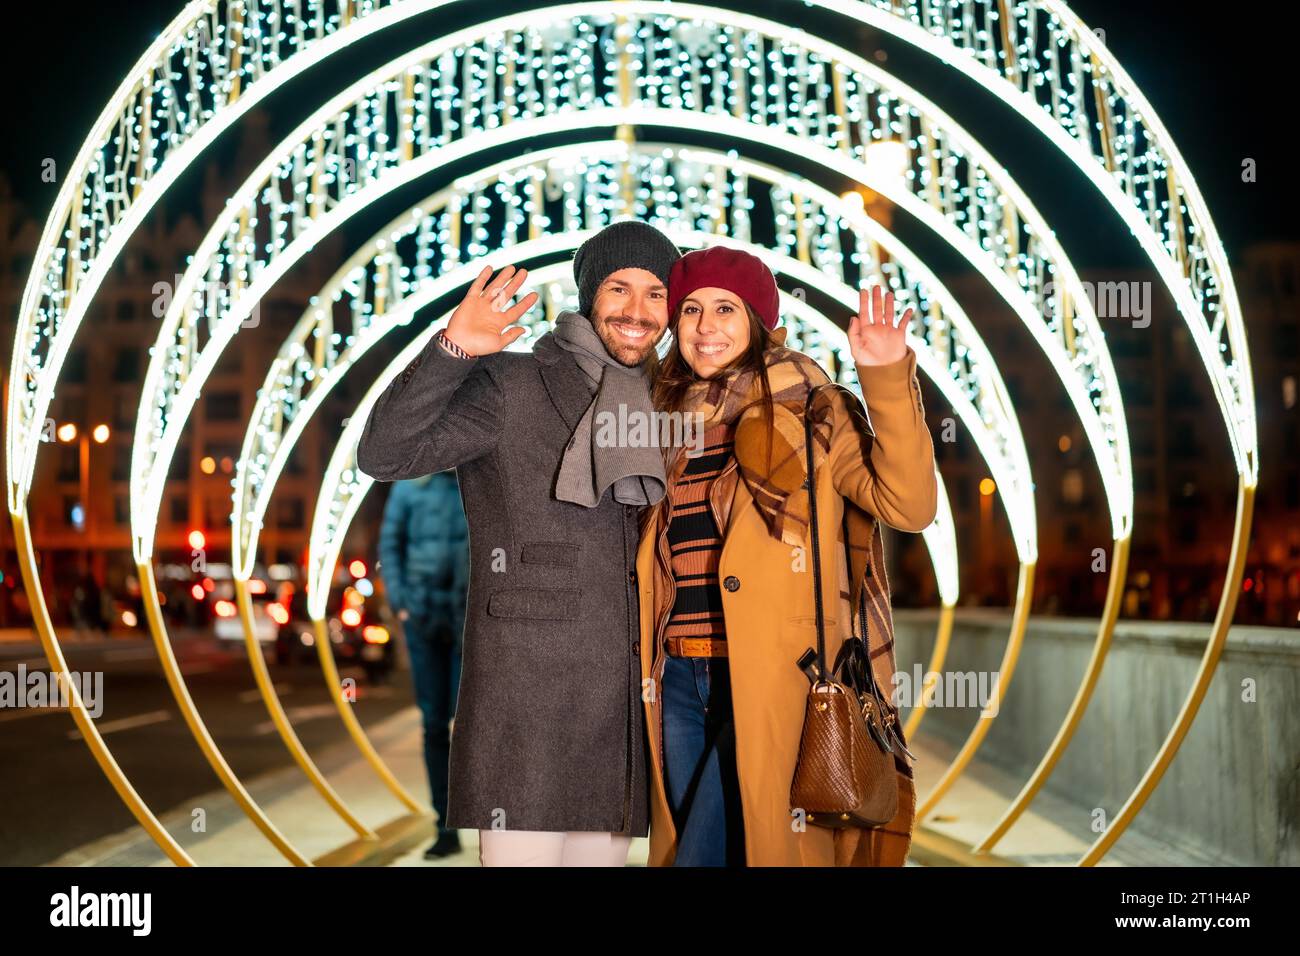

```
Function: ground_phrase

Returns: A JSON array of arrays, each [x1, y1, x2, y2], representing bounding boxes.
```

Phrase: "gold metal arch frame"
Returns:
[[148, 7, 1142, 869], [129, 11, 1114, 865], [799, 0, 1255, 865], [291, 255, 968, 860], [7, 0, 1245, 867], [223, 138, 1008, 842], [134, 89, 1034, 858], [4, 2, 466, 865], [233, 136, 990, 644], [17, 1, 1097, 868]]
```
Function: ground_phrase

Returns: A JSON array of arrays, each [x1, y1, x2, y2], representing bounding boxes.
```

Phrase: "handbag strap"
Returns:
[[803, 383, 872, 679], [802, 384, 834, 681], [801, 383, 893, 714]]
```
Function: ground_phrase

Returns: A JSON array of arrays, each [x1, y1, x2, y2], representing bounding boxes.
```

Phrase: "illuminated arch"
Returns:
[[131, 7, 1121, 863], [131, 7, 1126, 554], [235, 140, 1022, 592], [305, 265, 956, 663], [6, 0, 1245, 868], [783, 0, 1256, 862], [221, 140, 1027, 842], [24, 3, 1102, 865]]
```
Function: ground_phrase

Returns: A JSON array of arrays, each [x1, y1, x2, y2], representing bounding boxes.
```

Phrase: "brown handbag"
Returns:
[[789, 383, 909, 829]]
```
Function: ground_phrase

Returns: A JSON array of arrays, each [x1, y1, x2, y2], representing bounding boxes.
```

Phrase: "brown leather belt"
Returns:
[[665, 637, 728, 658]]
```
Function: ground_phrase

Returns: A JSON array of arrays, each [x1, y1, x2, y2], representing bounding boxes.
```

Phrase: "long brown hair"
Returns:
[[651, 298, 778, 467]]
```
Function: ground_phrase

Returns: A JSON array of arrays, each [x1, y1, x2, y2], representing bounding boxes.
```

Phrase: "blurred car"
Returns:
[[275, 588, 319, 666], [203, 572, 282, 645], [274, 586, 394, 683]]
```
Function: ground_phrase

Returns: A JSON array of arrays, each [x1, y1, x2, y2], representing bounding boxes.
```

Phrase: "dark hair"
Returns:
[[652, 298, 777, 468]]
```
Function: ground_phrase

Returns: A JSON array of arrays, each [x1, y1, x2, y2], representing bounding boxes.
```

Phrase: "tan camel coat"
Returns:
[[635, 344, 938, 866]]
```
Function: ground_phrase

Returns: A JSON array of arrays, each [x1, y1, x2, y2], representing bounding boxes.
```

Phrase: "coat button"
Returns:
[[627, 569, 637, 583], [723, 575, 740, 592], [632, 641, 640, 657]]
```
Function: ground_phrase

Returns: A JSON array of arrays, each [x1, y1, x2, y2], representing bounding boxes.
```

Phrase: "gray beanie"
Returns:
[[573, 221, 681, 318]]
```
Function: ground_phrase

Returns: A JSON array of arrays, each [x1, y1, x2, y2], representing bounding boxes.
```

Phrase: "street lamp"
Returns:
[[863, 139, 910, 184], [979, 476, 997, 596], [851, 139, 910, 229], [57, 422, 108, 577]]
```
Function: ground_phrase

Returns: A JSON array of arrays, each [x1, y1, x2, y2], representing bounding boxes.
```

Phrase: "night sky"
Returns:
[[1, 0, 1294, 264]]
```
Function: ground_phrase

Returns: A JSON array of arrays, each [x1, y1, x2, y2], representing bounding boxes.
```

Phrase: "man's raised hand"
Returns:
[[443, 265, 539, 356]]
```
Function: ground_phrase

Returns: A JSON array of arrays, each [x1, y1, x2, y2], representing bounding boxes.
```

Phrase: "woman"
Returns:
[[634, 246, 938, 866]]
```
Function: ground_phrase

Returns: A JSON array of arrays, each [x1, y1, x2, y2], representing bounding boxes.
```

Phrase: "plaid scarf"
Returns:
[[671, 328, 872, 549]]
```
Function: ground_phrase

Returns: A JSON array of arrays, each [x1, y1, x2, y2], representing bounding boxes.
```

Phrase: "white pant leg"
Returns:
[[559, 831, 632, 866], [478, 829, 565, 866]]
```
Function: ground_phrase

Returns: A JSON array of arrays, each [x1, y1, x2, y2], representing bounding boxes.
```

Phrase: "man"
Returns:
[[357, 220, 680, 866], [377, 470, 470, 859]]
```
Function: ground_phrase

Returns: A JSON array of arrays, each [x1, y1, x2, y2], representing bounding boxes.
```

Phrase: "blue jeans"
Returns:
[[404, 603, 462, 835], [660, 655, 746, 866]]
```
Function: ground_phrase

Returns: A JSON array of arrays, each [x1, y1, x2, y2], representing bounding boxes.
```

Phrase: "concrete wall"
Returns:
[[893, 608, 1299, 866]]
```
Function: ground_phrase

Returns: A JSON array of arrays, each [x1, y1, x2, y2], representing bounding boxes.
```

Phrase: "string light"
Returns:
[[10, 1, 1252, 564], [231, 141, 1037, 585], [0, 0, 1254, 876]]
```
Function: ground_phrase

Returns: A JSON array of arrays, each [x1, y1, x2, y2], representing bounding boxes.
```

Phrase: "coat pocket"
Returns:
[[783, 616, 840, 673], [785, 615, 838, 631], [486, 587, 581, 621], [519, 541, 582, 568]]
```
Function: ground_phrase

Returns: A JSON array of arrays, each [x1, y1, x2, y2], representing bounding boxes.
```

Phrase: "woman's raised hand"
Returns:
[[848, 283, 912, 367], [443, 265, 539, 356]]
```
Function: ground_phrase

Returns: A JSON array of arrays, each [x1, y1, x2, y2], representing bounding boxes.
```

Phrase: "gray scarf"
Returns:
[[551, 311, 667, 508]]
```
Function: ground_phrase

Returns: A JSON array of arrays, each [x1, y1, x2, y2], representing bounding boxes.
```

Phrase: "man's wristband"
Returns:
[[435, 328, 474, 359]]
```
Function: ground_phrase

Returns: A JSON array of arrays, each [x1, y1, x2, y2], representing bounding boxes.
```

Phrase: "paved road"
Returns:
[[0, 631, 417, 866]]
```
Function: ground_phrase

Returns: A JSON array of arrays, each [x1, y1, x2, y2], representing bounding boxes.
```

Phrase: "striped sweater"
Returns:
[[663, 423, 735, 643]]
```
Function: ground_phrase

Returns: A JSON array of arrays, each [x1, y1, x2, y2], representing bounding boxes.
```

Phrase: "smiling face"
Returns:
[[675, 287, 754, 378], [589, 267, 670, 366]]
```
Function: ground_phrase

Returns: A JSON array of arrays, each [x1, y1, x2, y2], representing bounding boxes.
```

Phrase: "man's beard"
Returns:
[[592, 312, 660, 366]]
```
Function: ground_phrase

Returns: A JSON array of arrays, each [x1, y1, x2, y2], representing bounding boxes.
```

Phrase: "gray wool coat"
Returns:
[[356, 329, 650, 837]]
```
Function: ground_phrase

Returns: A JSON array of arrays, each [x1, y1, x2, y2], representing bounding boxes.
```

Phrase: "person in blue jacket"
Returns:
[[378, 469, 470, 858]]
